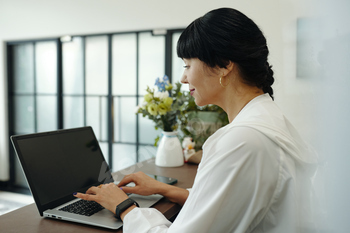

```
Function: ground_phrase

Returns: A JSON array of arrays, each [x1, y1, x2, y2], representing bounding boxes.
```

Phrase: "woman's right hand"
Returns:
[[117, 171, 167, 196]]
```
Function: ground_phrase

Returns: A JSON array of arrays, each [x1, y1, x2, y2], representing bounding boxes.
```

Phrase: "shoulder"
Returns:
[[206, 125, 273, 154], [202, 125, 281, 172]]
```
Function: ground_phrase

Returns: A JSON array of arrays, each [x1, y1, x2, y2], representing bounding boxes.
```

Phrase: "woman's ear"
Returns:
[[221, 61, 234, 76]]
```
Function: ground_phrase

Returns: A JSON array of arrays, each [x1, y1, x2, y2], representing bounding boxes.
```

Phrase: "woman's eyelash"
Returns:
[[183, 65, 190, 68]]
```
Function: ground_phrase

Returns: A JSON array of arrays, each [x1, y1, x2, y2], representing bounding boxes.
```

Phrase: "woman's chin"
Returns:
[[194, 98, 209, 107]]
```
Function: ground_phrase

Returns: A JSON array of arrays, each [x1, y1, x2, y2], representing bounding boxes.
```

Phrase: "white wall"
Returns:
[[0, 0, 307, 181]]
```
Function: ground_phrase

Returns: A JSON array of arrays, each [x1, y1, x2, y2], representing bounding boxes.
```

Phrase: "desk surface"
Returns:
[[0, 158, 198, 233]]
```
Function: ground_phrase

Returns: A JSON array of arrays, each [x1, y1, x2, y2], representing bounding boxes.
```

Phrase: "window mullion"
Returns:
[[57, 39, 63, 129], [107, 34, 113, 169], [33, 42, 38, 133], [136, 32, 140, 163], [82, 36, 87, 126], [165, 32, 173, 82]]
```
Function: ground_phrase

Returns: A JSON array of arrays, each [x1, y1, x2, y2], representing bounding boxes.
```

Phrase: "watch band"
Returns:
[[115, 198, 139, 220]]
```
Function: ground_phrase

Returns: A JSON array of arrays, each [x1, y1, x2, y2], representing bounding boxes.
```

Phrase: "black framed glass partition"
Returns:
[[7, 29, 184, 189]]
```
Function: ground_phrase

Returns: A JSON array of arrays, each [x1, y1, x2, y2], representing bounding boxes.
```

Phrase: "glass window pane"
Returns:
[[86, 96, 108, 141], [63, 37, 84, 94], [36, 95, 57, 132], [113, 97, 120, 142], [138, 98, 162, 144], [112, 34, 137, 95], [64, 96, 84, 128], [112, 144, 136, 172], [13, 96, 35, 133], [12, 43, 34, 94], [101, 97, 108, 141], [139, 116, 162, 144], [138, 145, 156, 162], [86, 36, 108, 95], [35, 41, 57, 94], [171, 32, 187, 91], [114, 97, 136, 143], [138, 32, 165, 95]]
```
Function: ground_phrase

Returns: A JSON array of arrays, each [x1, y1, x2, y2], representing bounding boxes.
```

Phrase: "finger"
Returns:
[[74, 192, 97, 202], [120, 186, 138, 194], [104, 183, 116, 187], [86, 186, 100, 194], [117, 174, 135, 187]]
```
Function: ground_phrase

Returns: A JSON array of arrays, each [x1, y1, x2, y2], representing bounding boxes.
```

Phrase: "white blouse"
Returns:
[[123, 94, 318, 233]]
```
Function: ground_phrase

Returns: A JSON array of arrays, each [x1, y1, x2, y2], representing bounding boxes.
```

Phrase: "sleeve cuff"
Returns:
[[123, 208, 172, 233]]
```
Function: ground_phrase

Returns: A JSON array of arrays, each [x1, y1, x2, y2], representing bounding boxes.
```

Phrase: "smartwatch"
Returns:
[[115, 198, 139, 220]]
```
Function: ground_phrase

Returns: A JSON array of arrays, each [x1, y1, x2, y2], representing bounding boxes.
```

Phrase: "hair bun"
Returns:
[[262, 62, 274, 99]]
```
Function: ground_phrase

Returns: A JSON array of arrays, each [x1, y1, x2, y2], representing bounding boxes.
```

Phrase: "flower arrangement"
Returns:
[[137, 75, 229, 150], [177, 91, 229, 151], [136, 75, 185, 142]]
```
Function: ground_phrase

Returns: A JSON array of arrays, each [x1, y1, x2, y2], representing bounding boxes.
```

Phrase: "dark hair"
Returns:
[[177, 8, 274, 99]]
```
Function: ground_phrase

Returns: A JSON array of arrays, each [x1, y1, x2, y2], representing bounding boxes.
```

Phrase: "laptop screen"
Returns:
[[12, 127, 113, 206]]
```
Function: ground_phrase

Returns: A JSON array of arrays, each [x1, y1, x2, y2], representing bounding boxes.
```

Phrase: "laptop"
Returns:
[[10, 126, 163, 229]]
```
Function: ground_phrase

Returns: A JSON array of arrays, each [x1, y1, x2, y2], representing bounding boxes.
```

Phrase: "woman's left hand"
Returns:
[[74, 183, 128, 214]]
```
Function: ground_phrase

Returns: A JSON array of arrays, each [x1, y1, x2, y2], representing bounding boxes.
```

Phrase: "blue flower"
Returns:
[[163, 75, 169, 83], [155, 77, 161, 87], [155, 75, 170, 92]]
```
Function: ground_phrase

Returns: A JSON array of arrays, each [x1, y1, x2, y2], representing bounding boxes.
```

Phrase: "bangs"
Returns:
[[177, 19, 205, 61], [176, 17, 224, 68]]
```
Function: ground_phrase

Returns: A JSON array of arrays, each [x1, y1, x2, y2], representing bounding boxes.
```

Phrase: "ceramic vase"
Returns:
[[155, 131, 184, 167]]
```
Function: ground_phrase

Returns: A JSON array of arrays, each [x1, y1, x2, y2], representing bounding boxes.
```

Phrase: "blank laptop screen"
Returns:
[[15, 128, 112, 206]]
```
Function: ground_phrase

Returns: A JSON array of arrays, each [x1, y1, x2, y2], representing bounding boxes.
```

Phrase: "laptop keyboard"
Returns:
[[59, 199, 104, 216]]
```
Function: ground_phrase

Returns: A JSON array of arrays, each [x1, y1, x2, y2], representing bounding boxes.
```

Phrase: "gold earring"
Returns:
[[220, 76, 230, 88]]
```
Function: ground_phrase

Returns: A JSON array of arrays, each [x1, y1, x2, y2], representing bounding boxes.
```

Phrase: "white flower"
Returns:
[[135, 102, 147, 113], [182, 137, 195, 149], [135, 105, 141, 114], [154, 91, 169, 100], [141, 101, 147, 109]]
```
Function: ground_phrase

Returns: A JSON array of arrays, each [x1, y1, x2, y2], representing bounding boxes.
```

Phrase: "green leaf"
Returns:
[[154, 135, 160, 147]]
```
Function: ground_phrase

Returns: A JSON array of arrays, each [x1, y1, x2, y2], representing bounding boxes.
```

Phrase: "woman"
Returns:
[[75, 8, 317, 232]]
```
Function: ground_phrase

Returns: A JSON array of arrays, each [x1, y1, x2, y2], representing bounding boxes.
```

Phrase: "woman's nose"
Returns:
[[180, 74, 188, 84]]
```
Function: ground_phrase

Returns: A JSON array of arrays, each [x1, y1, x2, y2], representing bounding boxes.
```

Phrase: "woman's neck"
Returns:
[[220, 86, 264, 123]]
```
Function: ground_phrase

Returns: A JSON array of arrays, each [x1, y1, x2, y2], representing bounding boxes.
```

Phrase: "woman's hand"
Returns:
[[117, 171, 167, 196], [74, 183, 129, 215], [118, 171, 189, 206]]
